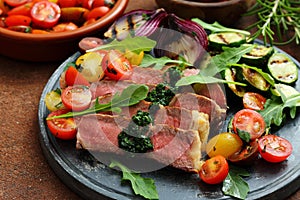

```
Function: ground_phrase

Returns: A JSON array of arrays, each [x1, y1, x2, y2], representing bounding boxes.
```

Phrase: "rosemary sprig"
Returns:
[[245, 0, 300, 45]]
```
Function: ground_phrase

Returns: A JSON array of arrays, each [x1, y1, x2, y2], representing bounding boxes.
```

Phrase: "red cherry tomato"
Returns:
[[5, 15, 32, 27], [232, 109, 266, 140], [58, 0, 78, 8], [7, 2, 34, 16], [31, 1, 61, 29], [199, 155, 229, 185], [61, 85, 92, 111], [80, 0, 93, 9], [52, 22, 78, 32], [4, 0, 28, 7], [65, 66, 90, 87], [87, 6, 110, 20], [46, 109, 77, 140], [228, 140, 259, 165], [243, 92, 266, 110], [101, 50, 133, 80], [258, 135, 293, 163], [93, 0, 115, 8]]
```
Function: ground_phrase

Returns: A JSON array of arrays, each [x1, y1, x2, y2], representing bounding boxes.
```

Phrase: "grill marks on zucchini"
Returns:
[[241, 44, 274, 66], [208, 32, 247, 50], [267, 53, 298, 84]]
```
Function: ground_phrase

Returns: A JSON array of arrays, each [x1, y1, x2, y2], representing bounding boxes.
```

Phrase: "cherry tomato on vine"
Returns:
[[199, 155, 229, 185], [232, 109, 266, 140], [243, 92, 266, 110], [258, 135, 292, 163], [101, 50, 133, 80], [61, 85, 92, 111], [46, 109, 77, 140], [31, 1, 61, 29]]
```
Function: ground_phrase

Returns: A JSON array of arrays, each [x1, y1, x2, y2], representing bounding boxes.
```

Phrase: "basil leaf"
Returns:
[[222, 165, 250, 200], [110, 161, 159, 200], [140, 54, 192, 69], [175, 74, 246, 87], [87, 36, 157, 53], [237, 129, 251, 143]]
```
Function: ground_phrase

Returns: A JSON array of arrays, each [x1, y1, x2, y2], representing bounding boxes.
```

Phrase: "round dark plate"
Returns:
[[38, 43, 300, 200]]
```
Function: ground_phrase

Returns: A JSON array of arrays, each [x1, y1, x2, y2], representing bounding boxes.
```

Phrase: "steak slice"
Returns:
[[169, 92, 226, 136], [76, 114, 131, 153], [130, 66, 164, 85], [154, 106, 210, 144], [149, 124, 202, 172], [76, 113, 203, 172]]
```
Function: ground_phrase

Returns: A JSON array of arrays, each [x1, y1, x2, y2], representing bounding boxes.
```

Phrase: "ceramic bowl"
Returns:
[[0, 0, 129, 62], [155, 0, 256, 26]]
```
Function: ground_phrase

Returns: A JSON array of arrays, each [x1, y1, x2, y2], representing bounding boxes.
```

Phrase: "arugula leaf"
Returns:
[[201, 45, 253, 76], [47, 84, 149, 119], [222, 165, 250, 200], [229, 63, 275, 86], [87, 36, 156, 53], [175, 74, 247, 87], [140, 54, 192, 69], [259, 94, 300, 127], [110, 160, 159, 200]]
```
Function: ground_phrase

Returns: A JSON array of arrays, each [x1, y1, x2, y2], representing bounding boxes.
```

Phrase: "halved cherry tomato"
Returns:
[[258, 135, 293, 163], [5, 15, 32, 27], [232, 109, 265, 140], [243, 92, 266, 110], [61, 85, 92, 111], [228, 140, 259, 165], [199, 155, 229, 185], [101, 50, 133, 80], [46, 109, 77, 140], [31, 1, 61, 29], [65, 66, 90, 86], [52, 22, 78, 32], [78, 36, 104, 52], [4, 0, 28, 7], [87, 6, 109, 20]]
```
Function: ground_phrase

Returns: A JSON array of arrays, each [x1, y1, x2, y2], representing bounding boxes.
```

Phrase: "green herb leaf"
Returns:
[[192, 18, 251, 36], [47, 84, 149, 119], [237, 129, 251, 143], [175, 74, 246, 87], [222, 165, 250, 200], [229, 63, 275, 86], [140, 54, 192, 69], [201, 45, 253, 76], [109, 160, 159, 200], [259, 94, 300, 127], [87, 36, 157, 53]]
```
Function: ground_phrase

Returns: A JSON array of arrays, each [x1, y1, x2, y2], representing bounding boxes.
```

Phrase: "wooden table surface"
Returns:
[[1, 0, 300, 199]]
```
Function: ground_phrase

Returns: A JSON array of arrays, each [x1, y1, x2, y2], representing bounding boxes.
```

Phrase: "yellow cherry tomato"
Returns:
[[124, 50, 144, 66], [206, 132, 243, 159]]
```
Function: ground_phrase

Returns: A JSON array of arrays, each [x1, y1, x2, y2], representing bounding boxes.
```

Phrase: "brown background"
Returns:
[[1, 0, 300, 199]]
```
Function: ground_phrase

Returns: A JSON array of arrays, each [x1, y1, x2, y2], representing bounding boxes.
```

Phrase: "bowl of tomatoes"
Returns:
[[0, 0, 129, 62]]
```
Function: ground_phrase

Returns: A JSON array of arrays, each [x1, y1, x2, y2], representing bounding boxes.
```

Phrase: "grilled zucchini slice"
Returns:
[[224, 67, 246, 97], [267, 53, 298, 84], [208, 32, 247, 50], [237, 67, 270, 92], [241, 44, 274, 66]]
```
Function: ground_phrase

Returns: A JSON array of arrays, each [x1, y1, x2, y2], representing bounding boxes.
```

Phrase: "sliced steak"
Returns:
[[169, 92, 226, 136], [130, 66, 164, 85], [154, 106, 210, 144], [149, 124, 202, 172], [76, 114, 131, 153]]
